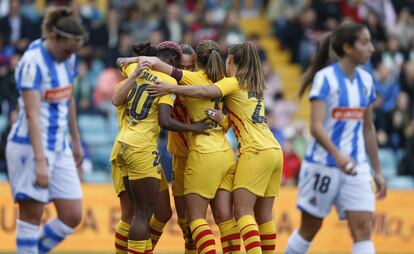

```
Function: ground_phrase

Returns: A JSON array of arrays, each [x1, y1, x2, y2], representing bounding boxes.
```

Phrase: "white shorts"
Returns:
[[6, 142, 83, 203], [297, 160, 375, 220]]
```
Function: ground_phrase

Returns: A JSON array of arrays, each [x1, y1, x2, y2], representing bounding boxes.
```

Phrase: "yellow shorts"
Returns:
[[115, 143, 168, 193], [117, 143, 162, 181], [184, 149, 236, 199], [112, 160, 169, 197], [172, 154, 187, 197], [234, 148, 283, 197]]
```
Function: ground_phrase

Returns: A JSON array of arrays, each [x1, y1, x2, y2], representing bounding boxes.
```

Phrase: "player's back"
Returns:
[[117, 64, 176, 151], [214, 77, 280, 154], [179, 70, 232, 153], [167, 96, 190, 156]]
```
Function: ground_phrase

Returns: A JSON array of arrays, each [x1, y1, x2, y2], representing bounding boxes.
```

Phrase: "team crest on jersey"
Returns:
[[44, 86, 72, 102]]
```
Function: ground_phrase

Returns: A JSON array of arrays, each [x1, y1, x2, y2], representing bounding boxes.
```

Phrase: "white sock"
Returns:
[[38, 218, 74, 254], [352, 240, 375, 254], [285, 230, 311, 254], [16, 219, 40, 254]]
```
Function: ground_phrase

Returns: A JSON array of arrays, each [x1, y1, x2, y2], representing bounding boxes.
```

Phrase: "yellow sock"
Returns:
[[178, 217, 197, 254], [190, 218, 216, 254], [127, 239, 146, 254], [258, 221, 276, 254], [149, 216, 166, 248], [237, 215, 262, 254], [219, 218, 241, 254], [115, 220, 130, 254], [145, 238, 153, 254]]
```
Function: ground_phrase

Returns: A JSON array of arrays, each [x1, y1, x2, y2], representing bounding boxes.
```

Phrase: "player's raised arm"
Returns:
[[111, 60, 151, 106], [158, 104, 213, 134], [147, 82, 222, 99]]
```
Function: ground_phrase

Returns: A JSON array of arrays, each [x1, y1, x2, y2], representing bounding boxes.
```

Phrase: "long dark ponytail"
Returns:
[[299, 22, 366, 97]]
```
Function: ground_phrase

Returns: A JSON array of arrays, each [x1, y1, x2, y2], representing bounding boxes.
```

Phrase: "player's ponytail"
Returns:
[[196, 40, 225, 82], [229, 41, 265, 98], [132, 41, 157, 56], [300, 33, 332, 97], [299, 22, 366, 97], [42, 6, 86, 41]]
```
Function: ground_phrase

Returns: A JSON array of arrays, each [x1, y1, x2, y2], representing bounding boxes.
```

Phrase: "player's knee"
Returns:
[[19, 209, 43, 225], [212, 207, 233, 224], [60, 211, 82, 228], [352, 219, 372, 241], [299, 220, 322, 241], [155, 207, 172, 223]]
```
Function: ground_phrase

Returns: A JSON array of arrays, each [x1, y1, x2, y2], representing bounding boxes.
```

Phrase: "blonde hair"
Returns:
[[229, 41, 265, 98], [195, 40, 225, 82]]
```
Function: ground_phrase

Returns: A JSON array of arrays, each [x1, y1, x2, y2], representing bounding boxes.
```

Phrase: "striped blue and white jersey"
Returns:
[[304, 62, 376, 167], [8, 39, 78, 151]]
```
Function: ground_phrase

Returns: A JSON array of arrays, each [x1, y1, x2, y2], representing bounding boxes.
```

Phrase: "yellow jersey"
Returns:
[[178, 70, 232, 153], [109, 81, 127, 161], [214, 77, 281, 154], [167, 96, 190, 156], [117, 63, 176, 151]]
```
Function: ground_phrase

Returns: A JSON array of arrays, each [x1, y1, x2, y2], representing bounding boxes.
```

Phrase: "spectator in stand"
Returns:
[[381, 36, 405, 73], [158, 3, 187, 42], [400, 60, 414, 112], [0, 53, 19, 115], [373, 62, 401, 147], [311, 0, 342, 29], [0, 0, 31, 53], [282, 128, 301, 186], [220, 8, 245, 46], [192, 9, 220, 44], [389, 92, 411, 149], [121, 7, 157, 45], [363, 10, 387, 50], [73, 61, 93, 113], [359, 0, 397, 31], [285, 7, 318, 68], [267, 0, 306, 47], [389, 7, 414, 50]]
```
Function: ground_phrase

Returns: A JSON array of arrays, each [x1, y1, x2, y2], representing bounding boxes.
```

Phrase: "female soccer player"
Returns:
[[111, 42, 178, 253], [283, 22, 387, 254], [169, 44, 197, 253], [5, 6, 86, 254], [133, 40, 240, 254], [112, 41, 211, 254], [145, 41, 283, 254]]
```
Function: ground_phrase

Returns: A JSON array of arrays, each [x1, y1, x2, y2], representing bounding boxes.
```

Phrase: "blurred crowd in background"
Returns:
[[0, 0, 414, 188]]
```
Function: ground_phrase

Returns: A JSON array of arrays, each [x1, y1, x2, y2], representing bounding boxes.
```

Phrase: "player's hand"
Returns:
[[132, 60, 151, 77], [116, 57, 138, 68], [374, 173, 387, 200], [35, 158, 49, 188], [205, 108, 225, 123], [335, 154, 357, 175], [71, 140, 84, 168], [147, 82, 174, 97], [191, 117, 214, 135]]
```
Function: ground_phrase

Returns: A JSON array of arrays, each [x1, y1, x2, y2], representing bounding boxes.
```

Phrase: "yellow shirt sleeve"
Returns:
[[121, 63, 138, 78], [158, 73, 177, 107], [179, 70, 201, 85], [214, 77, 239, 96]]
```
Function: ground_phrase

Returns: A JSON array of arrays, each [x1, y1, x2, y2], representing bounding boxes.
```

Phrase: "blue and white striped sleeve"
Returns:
[[309, 72, 330, 102], [15, 56, 42, 91]]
